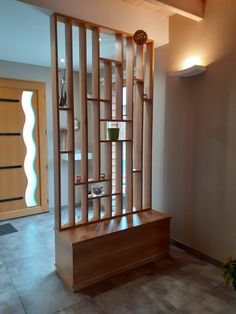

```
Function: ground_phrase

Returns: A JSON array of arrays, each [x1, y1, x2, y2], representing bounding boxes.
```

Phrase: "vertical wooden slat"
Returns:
[[115, 33, 123, 214], [65, 21, 75, 226], [133, 173, 142, 210], [115, 65, 123, 120], [143, 42, 154, 210], [133, 82, 143, 171], [133, 43, 144, 211], [79, 24, 88, 223], [92, 28, 100, 179], [91, 27, 100, 220], [125, 37, 134, 213], [115, 141, 122, 215], [103, 61, 112, 217], [144, 42, 153, 98], [133, 82, 143, 210], [149, 42, 154, 210], [50, 14, 61, 230], [104, 62, 112, 113], [115, 33, 123, 120], [136, 45, 144, 80], [104, 142, 112, 217]]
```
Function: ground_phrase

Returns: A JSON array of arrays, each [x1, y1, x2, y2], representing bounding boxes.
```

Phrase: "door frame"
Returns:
[[0, 77, 48, 220]]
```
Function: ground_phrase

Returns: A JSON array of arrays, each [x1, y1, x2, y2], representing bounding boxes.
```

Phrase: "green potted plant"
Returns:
[[107, 125, 120, 141], [223, 257, 236, 291]]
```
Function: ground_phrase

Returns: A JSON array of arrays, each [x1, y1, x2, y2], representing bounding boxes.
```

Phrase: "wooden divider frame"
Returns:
[[51, 13, 154, 231]]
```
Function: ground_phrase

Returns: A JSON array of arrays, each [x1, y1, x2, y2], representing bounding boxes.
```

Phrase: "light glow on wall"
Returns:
[[183, 56, 202, 69], [22, 91, 37, 207]]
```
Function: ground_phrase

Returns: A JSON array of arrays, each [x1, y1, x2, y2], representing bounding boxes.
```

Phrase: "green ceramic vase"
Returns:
[[108, 128, 119, 141]]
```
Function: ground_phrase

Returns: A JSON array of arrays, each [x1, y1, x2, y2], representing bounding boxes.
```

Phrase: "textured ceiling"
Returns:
[[123, 0, 174, 17]]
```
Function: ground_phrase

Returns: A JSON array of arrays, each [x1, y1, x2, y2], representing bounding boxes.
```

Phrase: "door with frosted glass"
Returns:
[[0, 78, 48, 220]]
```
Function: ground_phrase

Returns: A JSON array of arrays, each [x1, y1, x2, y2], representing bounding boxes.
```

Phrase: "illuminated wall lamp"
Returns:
[[169, 56, 206, 78]]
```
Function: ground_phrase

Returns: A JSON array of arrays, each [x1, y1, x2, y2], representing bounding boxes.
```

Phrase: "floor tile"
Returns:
[[179, 259, 224, 287], [82, 267, 144, 298], [95, 277, 176, 314], [0, 230, 50, 263], [17, 272, 89, 314], [170, 246, 203, 267], [0, 289, 25, 314], [0, 262, 14, 293], [175, 284, 236, 314], [6, 252, 55, 287], [56, 299, 104, 314], [146, 266, 212, 308]]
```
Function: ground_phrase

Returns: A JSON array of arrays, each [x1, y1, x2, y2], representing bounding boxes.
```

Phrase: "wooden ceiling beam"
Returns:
[[149, 0, 205, 21]]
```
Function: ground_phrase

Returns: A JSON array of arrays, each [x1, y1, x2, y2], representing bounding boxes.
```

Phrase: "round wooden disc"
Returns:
[[133, 30, 148, 45]]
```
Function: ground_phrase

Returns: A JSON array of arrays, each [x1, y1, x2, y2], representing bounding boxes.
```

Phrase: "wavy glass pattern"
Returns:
[[21, 91, 37, 207]]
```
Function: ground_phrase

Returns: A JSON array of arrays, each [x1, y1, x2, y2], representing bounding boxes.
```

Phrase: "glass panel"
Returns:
[[60, 153, 69, 226], [100, 196, 111, 219], [57, 22, 67, 108], [75, 185, 82, 223], [59, 110, 70, 151], [122, 142, 126, 212], [100, 32, 116, 60], [21, 91, 37, 207]]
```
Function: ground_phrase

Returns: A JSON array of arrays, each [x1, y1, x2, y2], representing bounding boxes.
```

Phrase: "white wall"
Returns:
[[154, 0, 236, 262], [21, 0, 169, 47]]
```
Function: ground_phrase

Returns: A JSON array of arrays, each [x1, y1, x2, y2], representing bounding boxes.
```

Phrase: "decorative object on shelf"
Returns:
[[133, 30, 148, 45], [143, 93, 148, 99], [75, 176, 81, 184], [223, 257, 236, 291], [60, 128, 67, 133], [91, 185, 103, 196], [100, 173, 105, 179], [74, 119, 79, 131], [60, 128, 67, 151], [108, 127, 119, 141], [58, 70, 67, 107]]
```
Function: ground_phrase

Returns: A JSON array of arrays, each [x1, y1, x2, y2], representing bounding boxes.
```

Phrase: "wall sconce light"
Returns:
[[169, 56, 206, 78]]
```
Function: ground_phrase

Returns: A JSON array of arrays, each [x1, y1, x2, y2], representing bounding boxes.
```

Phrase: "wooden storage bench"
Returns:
[[55, 210, 170, 291]]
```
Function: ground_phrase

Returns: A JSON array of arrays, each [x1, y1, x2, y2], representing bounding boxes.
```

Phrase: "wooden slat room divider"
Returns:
[[51, 13, 154, 231]]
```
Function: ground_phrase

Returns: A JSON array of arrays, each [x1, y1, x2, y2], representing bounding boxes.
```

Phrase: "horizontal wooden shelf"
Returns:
[[58, 107, 72, 111], [133, 169, 142, 173], [143, 98, 152, 102], [88, 178, 111, 183], [134, 77, 144, 83], [87, 97, 111, 103], [100, 57, 122, 64], [75, 178, 111, 186], [100, 98, 111, 103], [60, 150, 73, 154], [100, 139, 132, 143], [112, 192, 122, 196], [88, 192, 122, 199], [100, 119, 132, 122], [88, 192, 111, 200], [86, 97, 98, 101]]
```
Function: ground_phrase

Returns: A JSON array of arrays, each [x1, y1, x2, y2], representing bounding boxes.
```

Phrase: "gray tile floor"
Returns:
[[0, 210, 235, 314]]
